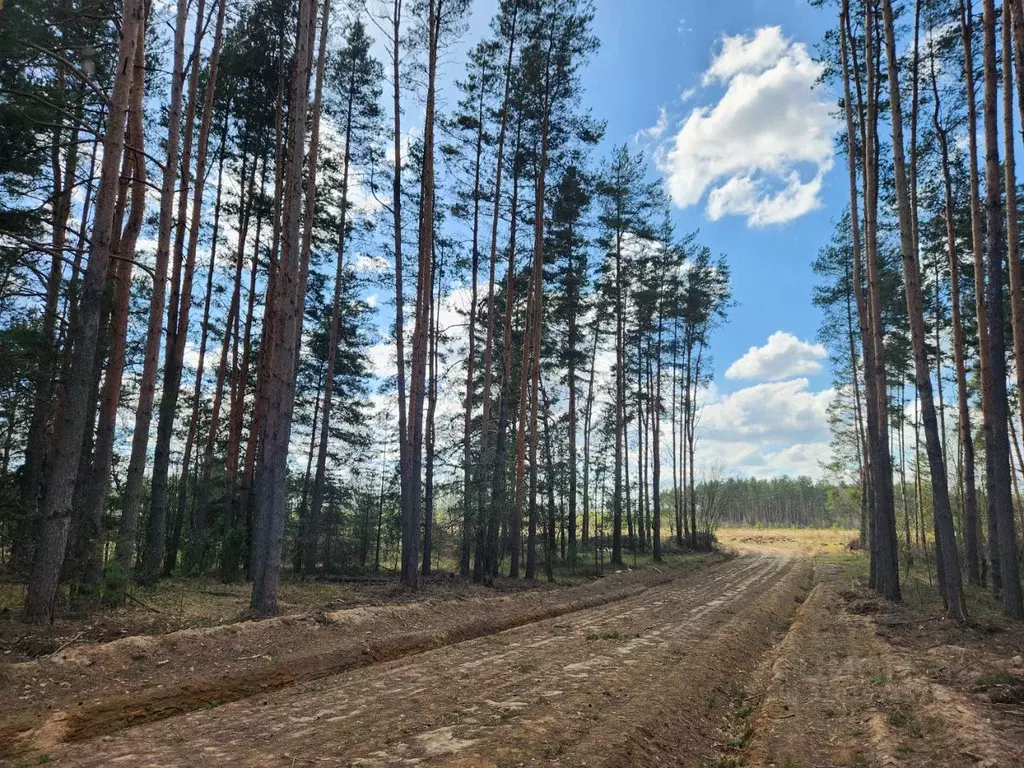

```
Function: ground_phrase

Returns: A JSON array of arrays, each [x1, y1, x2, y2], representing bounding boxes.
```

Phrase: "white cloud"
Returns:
[[701, 26, 789, 85], [701, 377, 833, 443], [725, 331, 826, 382], [693, 377, 835, 478], [353, 254, 390, 275], [656, 26, 837, 226], [366, 341, 395, 378], [680, 86, 698, 103], [633, 106, 669, 143]]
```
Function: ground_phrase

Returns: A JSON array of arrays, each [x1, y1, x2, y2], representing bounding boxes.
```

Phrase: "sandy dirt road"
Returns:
[[39, 553, 805, 767]]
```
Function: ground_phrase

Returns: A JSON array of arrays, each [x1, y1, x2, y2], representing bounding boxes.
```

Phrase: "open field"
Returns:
[[717, 525, 859, 557]]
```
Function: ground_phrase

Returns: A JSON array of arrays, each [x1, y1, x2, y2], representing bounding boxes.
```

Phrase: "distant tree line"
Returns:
[[697, 477, 861, 530]]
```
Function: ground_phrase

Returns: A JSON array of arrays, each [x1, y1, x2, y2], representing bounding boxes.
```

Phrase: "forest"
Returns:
[[5, 0, 1024, 764], [811, 0, 1024, 623], [3, 0, 1024, 635], [0, 0, 733, 623]]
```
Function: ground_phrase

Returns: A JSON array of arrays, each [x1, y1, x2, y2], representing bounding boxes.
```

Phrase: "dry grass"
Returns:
[[0, 552, 717, 662], [717, 526, 858, 558]]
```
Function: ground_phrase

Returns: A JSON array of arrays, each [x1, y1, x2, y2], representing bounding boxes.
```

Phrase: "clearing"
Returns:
[[1, 530, 1022, 767]]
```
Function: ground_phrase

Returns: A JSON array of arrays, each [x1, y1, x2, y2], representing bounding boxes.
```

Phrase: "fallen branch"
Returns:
[[124, 592, 163, 614], [49, 632, 85, 658]]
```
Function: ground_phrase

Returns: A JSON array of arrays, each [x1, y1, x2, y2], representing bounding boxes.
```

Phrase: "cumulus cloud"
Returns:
[[701, 26, 789, 85], [691, 377, 834, 478], [656, 26, 837, 226], [352, 254, 390, 275], [633, 106, 669, 143], [701, 377, 833, 443], [725, 331, 826, 382]]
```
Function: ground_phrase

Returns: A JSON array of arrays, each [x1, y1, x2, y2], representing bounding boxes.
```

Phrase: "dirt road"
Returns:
[[36, 552, 805, 767]]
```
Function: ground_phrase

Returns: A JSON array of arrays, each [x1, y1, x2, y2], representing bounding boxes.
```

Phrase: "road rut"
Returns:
[[44, 553, 802, 767]]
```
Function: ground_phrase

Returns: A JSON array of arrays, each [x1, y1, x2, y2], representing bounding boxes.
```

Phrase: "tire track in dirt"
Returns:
[[2, 558, 727, 759], [42, 553, 801, 767]]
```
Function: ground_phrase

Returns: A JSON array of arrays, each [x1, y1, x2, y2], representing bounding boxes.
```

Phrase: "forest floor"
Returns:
[[1, 530, 1022, 767], [715, 529, 1024, 768]]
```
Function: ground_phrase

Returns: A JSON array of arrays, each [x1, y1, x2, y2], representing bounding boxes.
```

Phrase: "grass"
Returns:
[[973, 672, 1017, 689], [1, 548, 721, 655], [717, 527, 858, 558]]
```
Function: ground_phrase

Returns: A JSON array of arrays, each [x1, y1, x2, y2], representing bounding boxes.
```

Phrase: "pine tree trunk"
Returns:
[[475, 1, 520, 583], [387, 0, 411, 590], [22, 0, 146, 622], [460, 60, 486, 577], [303, 0, 343, 574], [882, 0, 963, 617], [567, 288, 579, 565], [863, 0, 900, 600], [144, 0, 208, 581], [960, 0, 1001, 590], [18, 80, 85, 572], [512, 226, 538, 579], [216, 131, 260, 580], [688, 342, 702, 546], [612, 223, 625, 566], [635, 334, 646, 553], [652, 301, 664, 561], [144, 0, 227, 585], [489, 124, 523, 583], [1007, 1, 1024, 442], [980, 0, 1024, 618], [670, 316, 681, 546], [582, 318, 599, 549], [423, 247, 441, 576], [114, 0, 190, 598], [291, 0, 327, 381], [176, 132, 227, 576], [929, 33, 981, 586], [77, 37, 148, 597], [249, 0, 316, 616], [524, 108, 549, 581]]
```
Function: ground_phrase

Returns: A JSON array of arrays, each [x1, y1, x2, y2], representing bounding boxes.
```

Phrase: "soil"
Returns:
[[738, 560, 1024, 768], [1, 552, 805, 767], [0, 554, 720, 761], [3, 529, 1021, 768]]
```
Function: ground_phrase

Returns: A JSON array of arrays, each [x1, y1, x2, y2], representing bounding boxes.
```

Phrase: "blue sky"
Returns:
[[572, 0, 841, 476], [583, 0, 837, 391]]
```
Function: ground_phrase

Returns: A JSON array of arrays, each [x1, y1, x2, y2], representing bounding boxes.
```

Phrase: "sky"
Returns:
[[441, 0, 844, 478]]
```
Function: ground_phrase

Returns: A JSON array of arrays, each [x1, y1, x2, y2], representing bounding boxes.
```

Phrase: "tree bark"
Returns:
[[176, 130, 227, 576], [77, 31, 148, 597], [475, 0, 520, 582], [981, 0, 1024, 618], [22, 0, 146, 622], [460, 58, 486, 578], [143, 0, 227, 585], [301, 0, 339, 575], [114, 0, 190, 597], [881, 0, 964, 618], [863, 0, 900, 600], [249, 0, 316, 615]]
